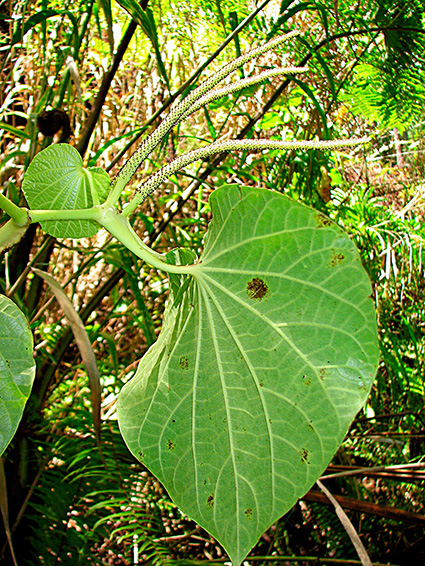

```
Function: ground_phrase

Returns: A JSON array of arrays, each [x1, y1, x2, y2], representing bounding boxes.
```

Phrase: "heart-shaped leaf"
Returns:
[[117, 185, 379, 565], [0, 295, 36, 456], [22, 144, 110, 238]]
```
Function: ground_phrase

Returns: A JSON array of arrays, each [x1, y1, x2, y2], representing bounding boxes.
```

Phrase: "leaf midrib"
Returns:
[[196, 275, 275, 531]]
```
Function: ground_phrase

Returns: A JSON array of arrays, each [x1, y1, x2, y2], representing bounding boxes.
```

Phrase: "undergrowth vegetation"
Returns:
[[1, 0, 425, 564]]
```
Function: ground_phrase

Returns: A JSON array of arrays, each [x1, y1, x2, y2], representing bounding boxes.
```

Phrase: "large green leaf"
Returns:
[[117, 185, 379, 565], [0, 295, 36, 456], [22, 144, 110, 238]]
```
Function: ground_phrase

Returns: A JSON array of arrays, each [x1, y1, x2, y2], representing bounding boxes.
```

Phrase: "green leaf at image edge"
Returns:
[[22, 144, 110, 239], [0, 295, 36, 456], [117, 185, 379, 566]]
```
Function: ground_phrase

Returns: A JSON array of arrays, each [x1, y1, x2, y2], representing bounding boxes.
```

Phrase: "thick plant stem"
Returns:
[[10, 204, 191, 274], [0, 193, 28, 226]]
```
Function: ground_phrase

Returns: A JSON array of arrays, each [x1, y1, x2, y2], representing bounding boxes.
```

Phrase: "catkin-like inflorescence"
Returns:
[[122, 138, 368, 214], [113, 30, 301, 191], [179, 66, 309, 123]]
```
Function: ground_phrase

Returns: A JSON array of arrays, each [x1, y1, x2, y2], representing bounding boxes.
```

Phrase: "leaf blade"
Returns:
[[22, 144, 110, 238], [0, 295, 36, 456], [118, 185, 379, 565]]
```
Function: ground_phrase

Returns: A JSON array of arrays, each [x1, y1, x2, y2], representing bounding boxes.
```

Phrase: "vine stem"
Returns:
[[0, 218, 31, 253]]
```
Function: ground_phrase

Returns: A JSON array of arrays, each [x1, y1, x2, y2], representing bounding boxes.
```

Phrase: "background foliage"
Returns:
[[1, 0, 425, 564]]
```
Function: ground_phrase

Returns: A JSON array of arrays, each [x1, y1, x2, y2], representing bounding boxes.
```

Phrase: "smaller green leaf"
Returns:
[[0, 295, 36, 456], [22, 144, 111, 239], [87, 167, 111, 202]]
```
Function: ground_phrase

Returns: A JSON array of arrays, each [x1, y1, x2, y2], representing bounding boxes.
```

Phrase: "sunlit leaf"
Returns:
[[22, 144, 110, 239], [117, 185, 379, 565], [0, 295, 36, 456]]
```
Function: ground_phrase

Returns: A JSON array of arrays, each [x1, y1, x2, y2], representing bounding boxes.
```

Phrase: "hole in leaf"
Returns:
[[246, 277, 269, 301], [302, 374, 311, 386]]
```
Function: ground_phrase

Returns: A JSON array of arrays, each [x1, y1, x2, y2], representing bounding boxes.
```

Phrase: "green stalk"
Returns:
[[28, 205, 193, 274], [28, 208, 99, 222], [0, 193, 28, 226], [95, 207, 194, 275]]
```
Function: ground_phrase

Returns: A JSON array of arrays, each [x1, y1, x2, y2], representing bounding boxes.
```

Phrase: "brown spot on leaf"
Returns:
[[302, 374, 311, 386], [318, 368, 327, 380], [299, 447, 310, 464], [244, 508, 253, 520], [167, 440, 175, 450], [330, 250, 345, 267], [138, 450, 145, 460], [207, 494, 214, 509], [247, 277, 269, 301], [179, 356, 189, 370], [315, 212, 333, 228]]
